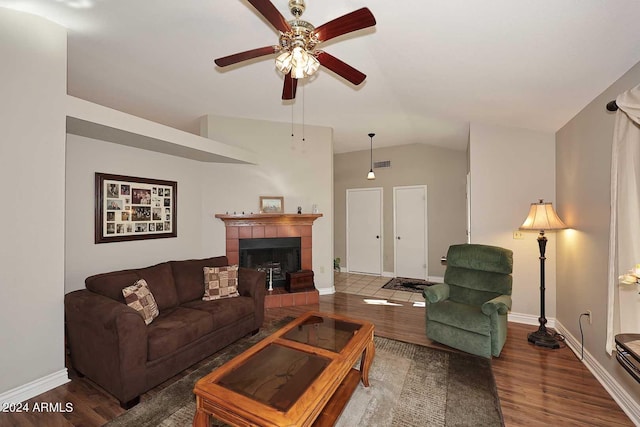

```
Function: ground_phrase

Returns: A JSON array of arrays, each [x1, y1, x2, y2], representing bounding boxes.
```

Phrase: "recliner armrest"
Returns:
[[423, 283, 450, 304], [481, 294, 512, 316]]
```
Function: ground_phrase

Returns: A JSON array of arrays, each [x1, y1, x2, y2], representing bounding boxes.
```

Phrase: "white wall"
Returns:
[[200, 115, 334, 292], [65, 135, 205, 292], [469, 123, 557, 319], [0, 9, 68, 396]]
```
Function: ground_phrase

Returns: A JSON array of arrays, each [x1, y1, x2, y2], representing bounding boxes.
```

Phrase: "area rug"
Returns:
[[106, 322, 503, 427], [383, 277, 436, 293]]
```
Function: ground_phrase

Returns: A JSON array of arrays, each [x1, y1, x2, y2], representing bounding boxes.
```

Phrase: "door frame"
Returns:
[[346, 187, 383, 275], [393, 185, 428, 279]]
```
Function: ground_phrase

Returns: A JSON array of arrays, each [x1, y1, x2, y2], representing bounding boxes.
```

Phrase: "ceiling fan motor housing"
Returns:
[[279, 20, 318, 53]]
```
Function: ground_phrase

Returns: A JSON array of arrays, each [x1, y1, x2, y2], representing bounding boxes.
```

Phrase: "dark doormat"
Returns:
[[382, 277, 435, 293]]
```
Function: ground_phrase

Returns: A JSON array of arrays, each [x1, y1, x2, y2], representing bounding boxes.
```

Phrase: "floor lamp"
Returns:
[[519, 199, 567, 349]]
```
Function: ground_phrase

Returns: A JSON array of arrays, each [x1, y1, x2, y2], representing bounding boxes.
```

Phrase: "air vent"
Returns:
[[374, 160, 391, 169]]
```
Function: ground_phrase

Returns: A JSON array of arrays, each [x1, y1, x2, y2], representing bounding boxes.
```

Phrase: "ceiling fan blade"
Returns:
[[282, 72, 298, 100], [317, 51, 366, 85], [247, 0, 291, 33], [313, 8, 376, 43], [215, 46, 278, 67]]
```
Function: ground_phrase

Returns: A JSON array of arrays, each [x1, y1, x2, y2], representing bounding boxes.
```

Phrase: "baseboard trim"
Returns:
[[318, 286, 335, 295], [427, 275, 444, 283], [554, 321, 640, 425], [0, 369, 69, 405], [508, 311, 556, 328]]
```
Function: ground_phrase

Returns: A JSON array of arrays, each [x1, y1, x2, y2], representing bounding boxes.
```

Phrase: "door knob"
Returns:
[[397, 236, 401, 240], [376, 235, 379, 239]]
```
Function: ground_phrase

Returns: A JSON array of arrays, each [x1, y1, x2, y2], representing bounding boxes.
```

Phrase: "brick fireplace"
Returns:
[[215, 213, 322, 307]]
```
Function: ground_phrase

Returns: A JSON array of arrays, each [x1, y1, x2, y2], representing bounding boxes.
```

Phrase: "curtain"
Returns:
[[607, 84, 640, 354]]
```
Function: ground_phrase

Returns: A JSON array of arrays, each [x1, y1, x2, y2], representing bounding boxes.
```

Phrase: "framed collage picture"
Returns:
[[95, 173, 177, 243]]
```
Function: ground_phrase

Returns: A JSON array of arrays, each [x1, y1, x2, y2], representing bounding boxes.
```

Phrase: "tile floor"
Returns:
[[333, 271, 425, 303]]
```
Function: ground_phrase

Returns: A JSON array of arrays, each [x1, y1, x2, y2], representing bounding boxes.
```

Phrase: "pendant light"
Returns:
[[367, 133, 376, 180]]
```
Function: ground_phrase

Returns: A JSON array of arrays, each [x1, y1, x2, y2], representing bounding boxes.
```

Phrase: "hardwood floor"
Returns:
[[0, 292, 632, 426]]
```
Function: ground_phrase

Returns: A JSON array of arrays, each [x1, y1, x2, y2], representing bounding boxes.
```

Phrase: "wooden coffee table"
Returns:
[[193, 311, 375, 427]]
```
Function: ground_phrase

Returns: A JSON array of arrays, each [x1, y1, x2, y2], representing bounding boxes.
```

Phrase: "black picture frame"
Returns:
[[95, 172, 177, 243]]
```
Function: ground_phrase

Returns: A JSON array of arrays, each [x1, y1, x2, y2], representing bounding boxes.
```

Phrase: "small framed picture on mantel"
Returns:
[[259, 196, 284, 213]]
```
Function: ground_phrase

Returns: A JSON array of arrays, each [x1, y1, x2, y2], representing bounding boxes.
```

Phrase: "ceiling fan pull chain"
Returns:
[[291, 98, 294, 138], [302, 83, 306, 142]]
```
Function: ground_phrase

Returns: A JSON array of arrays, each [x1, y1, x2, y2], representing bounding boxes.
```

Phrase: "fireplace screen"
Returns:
[[239, 237, 301, 288]]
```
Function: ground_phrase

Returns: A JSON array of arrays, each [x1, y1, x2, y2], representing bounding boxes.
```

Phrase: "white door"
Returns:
[[394, 185, 427, 280], [346, 188, 382, 275]]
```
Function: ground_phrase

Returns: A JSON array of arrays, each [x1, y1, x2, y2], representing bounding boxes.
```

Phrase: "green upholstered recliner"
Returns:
[[423, 244, 513, 358]]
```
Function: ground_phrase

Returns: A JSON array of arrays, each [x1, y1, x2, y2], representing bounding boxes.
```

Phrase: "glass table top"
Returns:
[[214, 314, 364, 412], [217, 343, 330, 411], [282, 315, 362, 353]]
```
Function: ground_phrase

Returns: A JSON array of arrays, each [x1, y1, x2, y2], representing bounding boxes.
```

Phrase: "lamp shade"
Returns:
[[519, 199, 567, 231]]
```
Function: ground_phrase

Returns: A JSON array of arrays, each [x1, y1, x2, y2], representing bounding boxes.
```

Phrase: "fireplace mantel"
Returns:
[[216, 213, 322, 268], [215, 213, 322, 227]]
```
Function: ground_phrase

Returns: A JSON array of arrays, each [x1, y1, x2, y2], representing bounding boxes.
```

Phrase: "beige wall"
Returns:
[[556, 60, 640, 403], [469, 123, 557, 318], [65, 116, 335, 295], [334, 143, 467, 277], [65, 135, 206, 293], [200, 115, 335, 292], [0, 9, 68, 396]]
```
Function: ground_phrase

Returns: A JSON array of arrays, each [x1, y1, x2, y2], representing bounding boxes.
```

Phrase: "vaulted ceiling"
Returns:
[[4, 0, 640, 153]]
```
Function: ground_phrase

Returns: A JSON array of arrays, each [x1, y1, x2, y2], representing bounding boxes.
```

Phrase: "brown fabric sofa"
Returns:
[[64, 256, 265, 408]]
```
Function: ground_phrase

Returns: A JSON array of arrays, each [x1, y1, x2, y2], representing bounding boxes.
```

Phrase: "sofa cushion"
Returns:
[[182, 296, 255, 331], [170, 256, 229, 304], [136, 262, 179, 311], [122, 279, 159, 325], [203, 265, 239, 300], [146, 307, 213, 361], [86, 269, 140, 303]]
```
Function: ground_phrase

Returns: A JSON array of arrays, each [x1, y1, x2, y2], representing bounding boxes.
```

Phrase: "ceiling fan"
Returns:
[[215, 0, 376, 100]]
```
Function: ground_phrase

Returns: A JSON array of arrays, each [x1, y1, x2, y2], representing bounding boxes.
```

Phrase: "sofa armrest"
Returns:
[[423, 283, 450, 304], [481, 294, 512, 316], [237, 267, 266, 328], [64, 289, 147, 403]]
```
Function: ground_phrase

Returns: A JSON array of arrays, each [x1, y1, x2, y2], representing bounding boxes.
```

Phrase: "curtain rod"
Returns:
[[607, 100, 619, 111]]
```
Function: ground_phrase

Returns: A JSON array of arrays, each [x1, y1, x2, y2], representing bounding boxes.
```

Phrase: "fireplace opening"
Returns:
[[239, 237, 301, 288]]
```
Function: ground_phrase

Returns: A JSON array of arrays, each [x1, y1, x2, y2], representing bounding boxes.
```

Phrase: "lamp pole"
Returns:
[[527, 230, 560, 348], [520, 199, 567, 349]]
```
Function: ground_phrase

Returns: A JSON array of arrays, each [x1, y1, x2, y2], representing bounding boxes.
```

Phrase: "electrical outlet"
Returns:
[[586, 310, 592, 324], [513, 231, 524, 240]]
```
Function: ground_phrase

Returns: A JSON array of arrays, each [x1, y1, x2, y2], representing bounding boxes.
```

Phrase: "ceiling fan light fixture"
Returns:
[[282, 46, 319, 79], [303, 53, 320, 75], [275, 51, 293, 74]]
